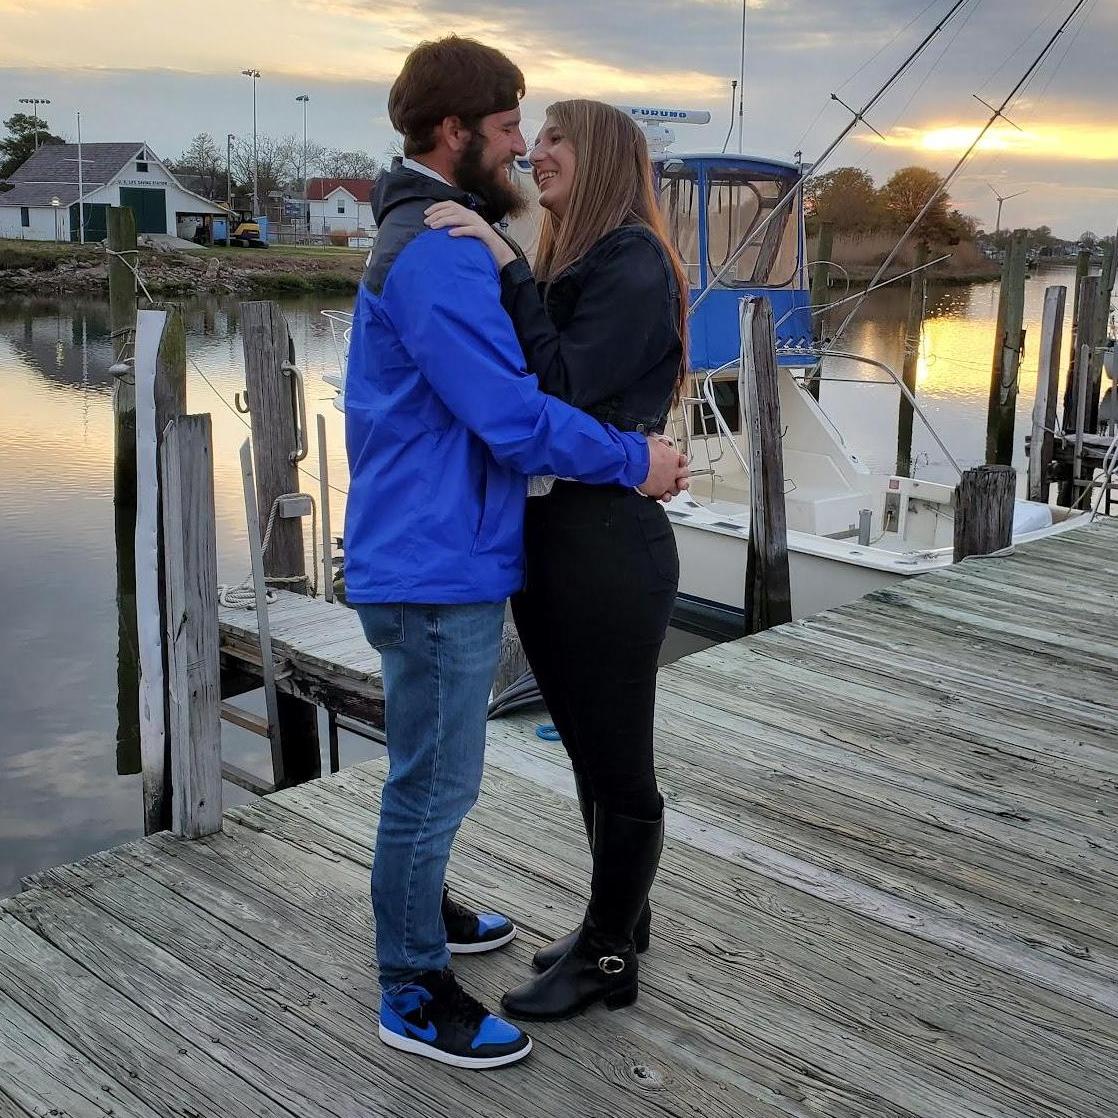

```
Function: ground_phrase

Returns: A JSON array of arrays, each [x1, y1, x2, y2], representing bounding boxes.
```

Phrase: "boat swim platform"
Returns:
[[2, 518, 1117, 1117]]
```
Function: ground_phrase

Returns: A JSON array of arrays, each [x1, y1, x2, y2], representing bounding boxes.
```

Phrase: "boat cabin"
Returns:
[[653, 153, 812, 371]]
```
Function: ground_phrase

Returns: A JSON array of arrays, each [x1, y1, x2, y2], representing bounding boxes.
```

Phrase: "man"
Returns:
[[345, 36, 687, 1070]]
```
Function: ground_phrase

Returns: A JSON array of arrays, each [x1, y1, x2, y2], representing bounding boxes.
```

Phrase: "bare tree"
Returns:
[[230, 134, 302, 197], [315, 148, 382, 178], [174, 132, 223, 196]]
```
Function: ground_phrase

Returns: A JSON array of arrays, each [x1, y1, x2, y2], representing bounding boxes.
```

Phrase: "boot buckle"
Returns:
[[598, 955, 626, 975]]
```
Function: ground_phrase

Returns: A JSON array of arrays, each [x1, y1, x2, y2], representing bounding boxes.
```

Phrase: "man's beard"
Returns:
[[455, 132, 527, 223]]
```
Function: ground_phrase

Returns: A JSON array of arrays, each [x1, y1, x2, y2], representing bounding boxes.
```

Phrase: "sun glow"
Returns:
[[864, 123, 1118, 162]]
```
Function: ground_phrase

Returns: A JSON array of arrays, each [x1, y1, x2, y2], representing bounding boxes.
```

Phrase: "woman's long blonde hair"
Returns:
[[534, 99, 689, 391]]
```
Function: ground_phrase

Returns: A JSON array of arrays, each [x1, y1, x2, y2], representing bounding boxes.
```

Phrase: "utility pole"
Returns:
[[18, 97, 51, 149], [242, 68, 261, 217], [296, 94, 310, 237]]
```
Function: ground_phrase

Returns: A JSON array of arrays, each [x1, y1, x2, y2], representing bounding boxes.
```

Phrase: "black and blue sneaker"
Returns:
[[443, 885, 517, 954], [379, 968, 533, 1069]]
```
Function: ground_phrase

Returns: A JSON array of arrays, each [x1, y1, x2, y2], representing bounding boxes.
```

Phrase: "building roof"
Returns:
[[0, 181, 84, 207], [306, 177, 377, 202], [7, 142, 149, 187]]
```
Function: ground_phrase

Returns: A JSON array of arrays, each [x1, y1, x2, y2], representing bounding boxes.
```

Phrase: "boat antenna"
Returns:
[[827, 0, 1089, 348], [722, 80, 738, 154], [689, 0, 975, 316], [738, 0, 747, 152]]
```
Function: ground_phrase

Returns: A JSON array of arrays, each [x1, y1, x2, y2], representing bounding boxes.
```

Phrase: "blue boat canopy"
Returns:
[[653, 153, 813, 370]]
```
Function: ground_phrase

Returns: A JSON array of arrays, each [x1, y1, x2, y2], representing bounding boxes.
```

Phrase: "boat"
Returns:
[[319, 108, 1090, 643], [643, 138, 1090, 639]]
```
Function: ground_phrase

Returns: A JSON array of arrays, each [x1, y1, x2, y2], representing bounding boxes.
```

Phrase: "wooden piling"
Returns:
[[1027, 285, 1066, 502], [240, 301, 321, 786], [108, 206, 141, 777], [806, 221, 834, 400], [954, 465, 1016, 561], [985, 231, 1028, 465], [162, 414, 223, 839], [896, 242, 929, 477], [134, 308, 187, 835], [741, 297, 792, 634]]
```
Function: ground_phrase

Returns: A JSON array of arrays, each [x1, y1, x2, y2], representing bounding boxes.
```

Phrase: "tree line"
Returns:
[[170, 132, 382, 201], [0, 115, 381, 199], [806, 165, 978, 246]]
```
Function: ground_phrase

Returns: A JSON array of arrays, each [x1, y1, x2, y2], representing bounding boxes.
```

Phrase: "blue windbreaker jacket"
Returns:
[[343, 167, 651, 604]]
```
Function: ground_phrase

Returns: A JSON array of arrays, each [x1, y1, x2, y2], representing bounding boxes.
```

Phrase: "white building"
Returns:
[[305, 177, 377, 236], [0, 142, 230, 242]]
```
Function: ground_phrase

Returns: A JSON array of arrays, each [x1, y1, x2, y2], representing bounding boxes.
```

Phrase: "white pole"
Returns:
[[76, 110, 85, 244], [252, 74, 259, 218]]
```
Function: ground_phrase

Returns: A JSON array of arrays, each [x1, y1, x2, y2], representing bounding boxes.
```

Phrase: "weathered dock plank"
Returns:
[[2, 519, 1117, 1116]]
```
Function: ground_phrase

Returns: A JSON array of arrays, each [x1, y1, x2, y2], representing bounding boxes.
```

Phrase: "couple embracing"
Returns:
[[344, 34, 689, 1069]]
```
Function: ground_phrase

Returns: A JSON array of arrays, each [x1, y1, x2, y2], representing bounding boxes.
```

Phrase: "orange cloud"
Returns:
[[862, 122, 1118, 162]]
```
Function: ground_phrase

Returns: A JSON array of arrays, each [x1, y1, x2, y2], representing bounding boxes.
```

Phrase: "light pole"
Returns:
[[18, 97, 50, 149], [241, 68, 260, 216], [51, 196, 61, 242], [988, 182, 1028, 237], [226, 132, 235, 208], [296, 94, 310, 237]]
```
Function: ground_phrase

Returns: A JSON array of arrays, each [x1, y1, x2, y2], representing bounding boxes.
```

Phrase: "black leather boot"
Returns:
[[502, 801, 664, 1021], [532, 775, 652, 971]]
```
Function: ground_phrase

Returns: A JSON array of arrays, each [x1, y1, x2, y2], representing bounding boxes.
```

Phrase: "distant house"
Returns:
[[305, 177, 377, 235], [0, 142, 230, 242]]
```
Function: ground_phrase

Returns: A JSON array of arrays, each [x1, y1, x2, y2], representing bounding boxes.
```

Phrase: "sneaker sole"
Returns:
[[378, 1024, 532, 1069], [447, 925, 517, 955]]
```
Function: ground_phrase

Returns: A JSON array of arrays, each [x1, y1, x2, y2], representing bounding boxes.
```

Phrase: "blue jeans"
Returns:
[[355, 601, 505, 991]]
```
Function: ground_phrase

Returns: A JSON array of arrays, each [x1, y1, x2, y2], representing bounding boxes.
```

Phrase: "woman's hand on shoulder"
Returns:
[[424, 202, 517, 268]]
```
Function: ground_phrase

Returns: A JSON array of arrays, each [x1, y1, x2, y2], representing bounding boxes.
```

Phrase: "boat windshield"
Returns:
[[658, 160, 801, 289], [707, 167, 800, 287]]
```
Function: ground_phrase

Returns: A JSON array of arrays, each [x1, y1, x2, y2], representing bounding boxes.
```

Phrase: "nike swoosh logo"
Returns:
[[403, 1018, 437, 1042]]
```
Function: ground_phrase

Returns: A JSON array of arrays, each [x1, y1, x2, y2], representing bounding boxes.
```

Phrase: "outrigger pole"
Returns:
[[828, 0, 1090, 346], [689, 0, 975, 316]]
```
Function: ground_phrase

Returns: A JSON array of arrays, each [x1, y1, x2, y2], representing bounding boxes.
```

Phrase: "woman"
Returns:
[[425, 99, 688, 1021]]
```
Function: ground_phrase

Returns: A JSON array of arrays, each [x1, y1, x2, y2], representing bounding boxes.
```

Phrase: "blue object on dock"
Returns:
[[535, 723, 561, 741]]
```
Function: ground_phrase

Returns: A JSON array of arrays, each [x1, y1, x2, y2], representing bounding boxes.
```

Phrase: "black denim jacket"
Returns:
[[499, 224, 683, 434]]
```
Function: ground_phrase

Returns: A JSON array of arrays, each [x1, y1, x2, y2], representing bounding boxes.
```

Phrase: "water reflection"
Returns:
[[0, 269, 1093, 894]]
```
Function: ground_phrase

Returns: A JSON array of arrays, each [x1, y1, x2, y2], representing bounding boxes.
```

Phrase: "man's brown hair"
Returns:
[[388, 36, 526, 158]]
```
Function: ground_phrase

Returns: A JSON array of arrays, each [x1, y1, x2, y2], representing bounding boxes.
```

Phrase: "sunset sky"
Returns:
[[1, 0, 1115, 237]]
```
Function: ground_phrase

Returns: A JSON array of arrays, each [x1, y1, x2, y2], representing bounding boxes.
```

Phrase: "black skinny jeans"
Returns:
[[511, 481, 679, 821]]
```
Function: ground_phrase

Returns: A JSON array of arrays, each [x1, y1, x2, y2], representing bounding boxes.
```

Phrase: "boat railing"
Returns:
[[320, 310, 353, 387], [796, 348, 963, 476]]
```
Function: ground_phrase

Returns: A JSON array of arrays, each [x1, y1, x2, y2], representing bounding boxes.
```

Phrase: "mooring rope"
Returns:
[[218, 490, 320, 609]]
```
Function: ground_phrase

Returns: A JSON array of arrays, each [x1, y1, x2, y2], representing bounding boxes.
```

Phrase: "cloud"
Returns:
[[862, 121, 1118, 162]]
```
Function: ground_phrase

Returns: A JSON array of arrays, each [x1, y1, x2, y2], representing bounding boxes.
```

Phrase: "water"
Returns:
[[0, 265, 1091, 895]]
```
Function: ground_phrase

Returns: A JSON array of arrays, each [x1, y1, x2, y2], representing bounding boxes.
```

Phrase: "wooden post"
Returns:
[[108, 206, 141, 777], [134, 308, 188, 834], [896, 242, 929, 477], [239, 439, 286, 788], [162, 414, 223, 839], [1085, 267, 1112, 435], [240, 301, 321, 785], [985, 230, 1028, 465], [1062, 250, 1093, 431], [1058, 273, 1099, 505], [953, 465, 1016, 561], [806, 221, 834, 400], [1027, 285, 1066, 502], [741, 297, 793, 634]]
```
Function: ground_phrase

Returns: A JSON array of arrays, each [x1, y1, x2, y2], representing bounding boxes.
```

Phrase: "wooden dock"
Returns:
[[3, 518, 1118, 1118]]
